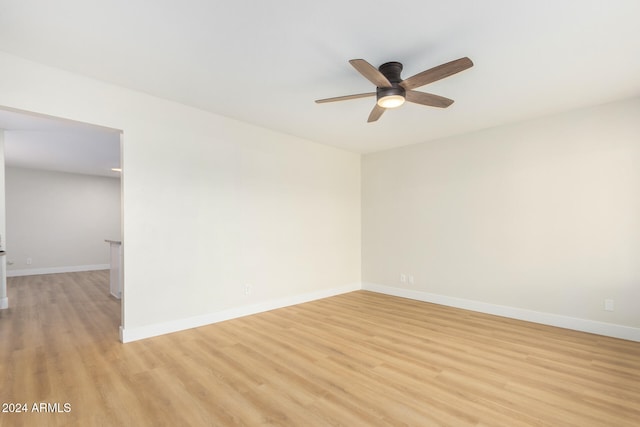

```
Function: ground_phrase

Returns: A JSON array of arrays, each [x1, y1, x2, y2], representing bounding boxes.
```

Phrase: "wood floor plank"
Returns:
[[1, 272, 639, 426]]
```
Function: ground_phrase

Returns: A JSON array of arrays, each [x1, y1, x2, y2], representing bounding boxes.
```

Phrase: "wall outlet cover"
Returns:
[[604, 299, 614, 312]]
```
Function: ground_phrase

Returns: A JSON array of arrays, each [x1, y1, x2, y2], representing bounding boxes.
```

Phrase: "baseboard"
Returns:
[[0, 297, 8, 309], [6, 264, 109, 277], [120, 282, 361, 343], [362, 282, 640, 342]]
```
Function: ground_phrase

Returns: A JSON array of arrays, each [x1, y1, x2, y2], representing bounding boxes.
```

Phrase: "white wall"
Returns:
[[0, 130, 7, 308], [4, 167, 120, 275], [0, 130, 5, 251], [0, 52, 361, 341], [363, 98, 640, 335]]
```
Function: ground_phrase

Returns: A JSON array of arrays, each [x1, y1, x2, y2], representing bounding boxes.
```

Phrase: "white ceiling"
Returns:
[[0, 108, 121, 177], [0, 1, 639, 173]]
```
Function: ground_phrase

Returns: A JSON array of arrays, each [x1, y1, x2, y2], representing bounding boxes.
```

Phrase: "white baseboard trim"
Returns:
[[120, 282, 361, 343], [6, 264, 109, 277], [0, 297, 8, 309], [362, 282, 640, 342]]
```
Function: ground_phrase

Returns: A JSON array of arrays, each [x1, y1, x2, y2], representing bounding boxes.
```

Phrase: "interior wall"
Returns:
[[362, 97, 640, 329], [0, 130, 6, 308], [0, 52, 361, 340], [4, 166, 120, 275], [0, 130, 5, 250]]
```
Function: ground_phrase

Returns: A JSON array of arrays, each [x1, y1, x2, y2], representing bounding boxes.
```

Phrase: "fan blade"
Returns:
[[315, 92, 375, 103], [400, 57, 473, 90], [405, 90, 454, 108], [349, 59, 392, 88], [367, 104, 386, 122]]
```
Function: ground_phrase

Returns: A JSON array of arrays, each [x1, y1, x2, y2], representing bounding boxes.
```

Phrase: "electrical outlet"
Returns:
[[604, 299, 614, 312], [26, 257, 32, 265], [400, 274, 407, 283], [408, 275, 415, 285], [244, 284, 253, 295]]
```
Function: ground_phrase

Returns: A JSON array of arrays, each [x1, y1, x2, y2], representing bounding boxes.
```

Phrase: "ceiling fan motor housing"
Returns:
[[376, 85, 405, 100], [378, 61, 403, 83], [377, 61, 405, 105]]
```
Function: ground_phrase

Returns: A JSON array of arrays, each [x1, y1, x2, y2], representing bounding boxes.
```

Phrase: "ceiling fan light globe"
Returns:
[[377, 95, 405, 109]]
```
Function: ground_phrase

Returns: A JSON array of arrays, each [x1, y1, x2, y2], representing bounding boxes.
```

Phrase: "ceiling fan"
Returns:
[[315, 57, 473, 122]]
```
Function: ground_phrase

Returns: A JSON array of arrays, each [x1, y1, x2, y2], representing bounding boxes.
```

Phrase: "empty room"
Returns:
[[0, 1, 639, 426]]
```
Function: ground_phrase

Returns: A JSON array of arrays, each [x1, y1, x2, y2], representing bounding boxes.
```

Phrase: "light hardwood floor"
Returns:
[[1, 271, 639, 426]]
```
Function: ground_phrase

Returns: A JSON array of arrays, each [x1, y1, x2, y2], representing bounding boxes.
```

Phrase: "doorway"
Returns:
[[0, 106, 123, 337]]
